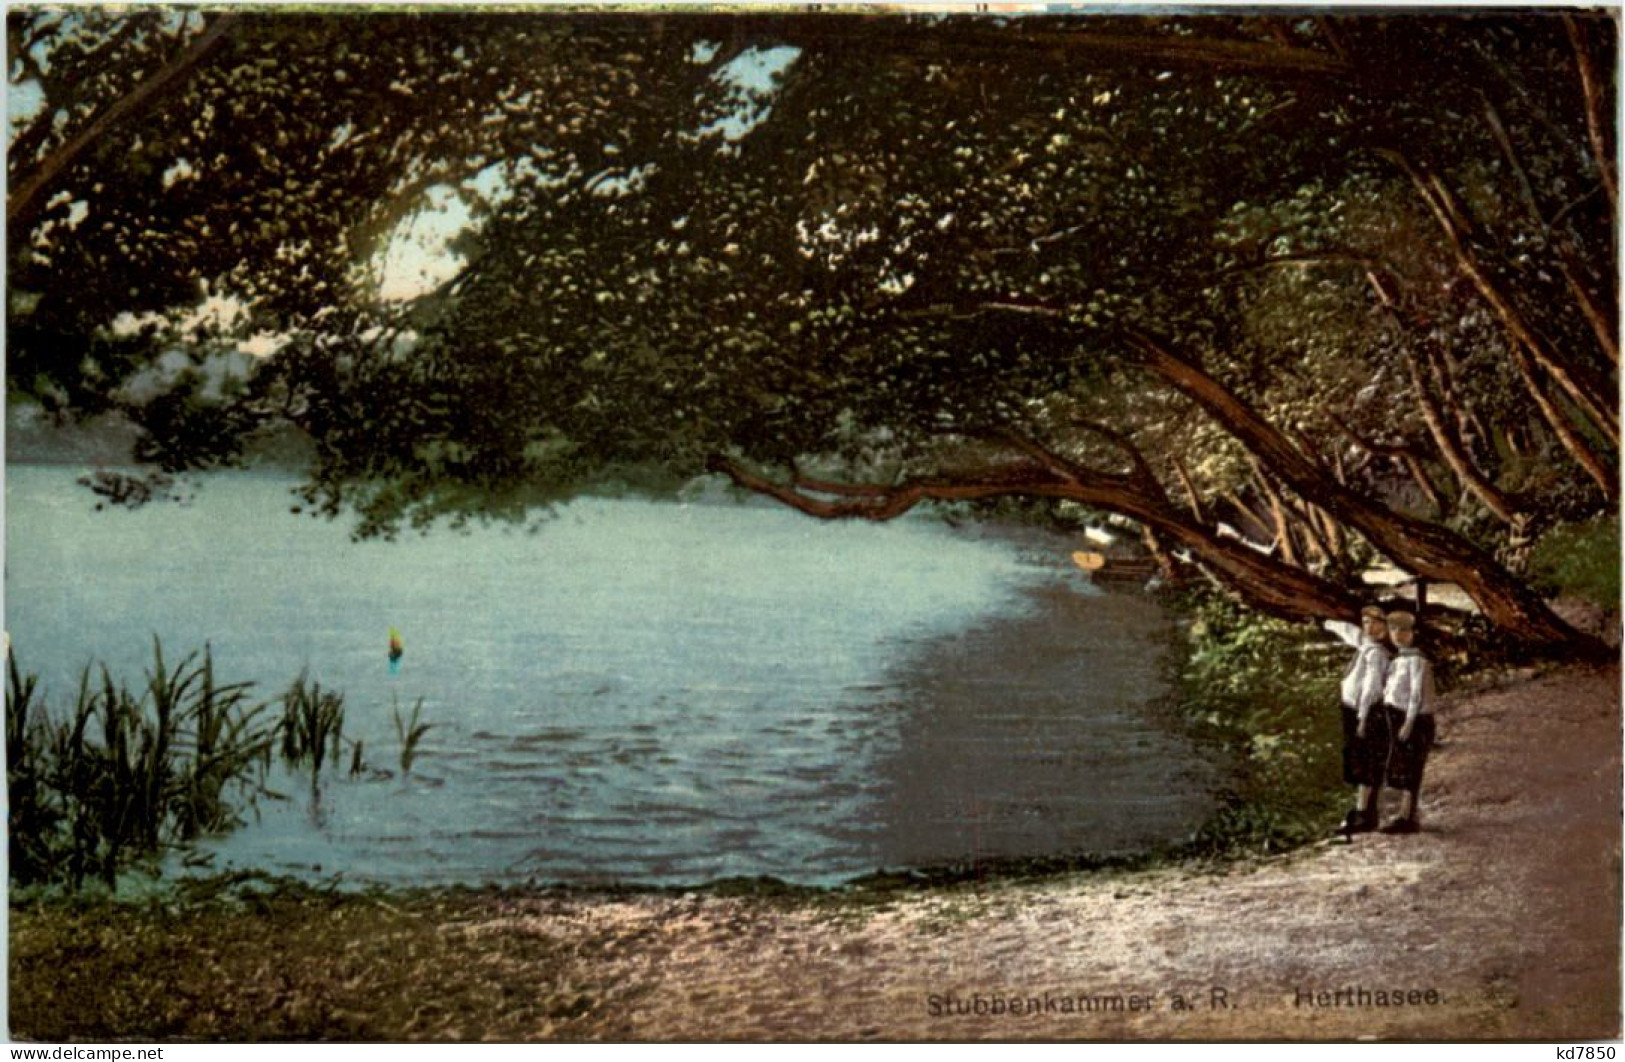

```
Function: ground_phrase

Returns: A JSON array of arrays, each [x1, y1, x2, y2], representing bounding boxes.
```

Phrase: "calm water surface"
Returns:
[[5, 465, 1219, 886]]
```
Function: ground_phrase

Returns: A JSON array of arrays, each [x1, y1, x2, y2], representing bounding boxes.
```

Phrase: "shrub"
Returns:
[[1528, 514, 1621, 612], [1166, 590, 1347, 856]]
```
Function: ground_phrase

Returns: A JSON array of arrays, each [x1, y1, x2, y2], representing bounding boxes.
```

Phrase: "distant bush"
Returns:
[[1528, 514, 1620, 612]]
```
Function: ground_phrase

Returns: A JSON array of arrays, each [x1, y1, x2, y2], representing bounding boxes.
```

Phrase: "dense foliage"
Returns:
[[8, 10, 1617, 648], [1529, 514, 1622, 612]]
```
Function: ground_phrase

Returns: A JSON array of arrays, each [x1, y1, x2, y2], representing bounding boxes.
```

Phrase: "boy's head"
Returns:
[[1360, 604, 1388, 640], [1387, 610, 1416, 647]]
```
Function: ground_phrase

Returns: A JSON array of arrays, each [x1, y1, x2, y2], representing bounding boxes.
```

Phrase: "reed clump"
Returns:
[[279, 672, 346, 785], [392, 694, 432, 774], [6, 639, 275, 891], [9, 639, 437, 892]]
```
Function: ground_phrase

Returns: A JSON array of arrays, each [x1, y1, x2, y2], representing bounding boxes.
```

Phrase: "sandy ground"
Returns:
[[431, 661, 1622, 1041]]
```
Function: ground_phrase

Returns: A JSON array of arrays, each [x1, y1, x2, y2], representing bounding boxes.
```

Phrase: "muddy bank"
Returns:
[[12, 663, 1617, 1041]]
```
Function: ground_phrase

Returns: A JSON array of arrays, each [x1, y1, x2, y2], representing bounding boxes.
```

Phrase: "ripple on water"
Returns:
[[9, 468, 1225, 887]]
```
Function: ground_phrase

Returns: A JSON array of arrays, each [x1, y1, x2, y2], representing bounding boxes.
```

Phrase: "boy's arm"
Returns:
[[1323, 619, 1361, 648]]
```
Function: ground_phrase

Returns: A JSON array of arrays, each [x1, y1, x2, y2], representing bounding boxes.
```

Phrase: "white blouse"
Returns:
[[1384, 648, 1436, 724], [1324, 620, 1391, 718]]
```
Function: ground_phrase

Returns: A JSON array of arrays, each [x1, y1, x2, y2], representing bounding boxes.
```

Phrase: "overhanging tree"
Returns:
[[7, 11, 1614, 652]]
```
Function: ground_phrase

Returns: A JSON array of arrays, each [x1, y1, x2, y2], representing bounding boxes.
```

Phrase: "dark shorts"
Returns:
[[1341, 703, 1391, 786], [1382, 706, 1436, 792]]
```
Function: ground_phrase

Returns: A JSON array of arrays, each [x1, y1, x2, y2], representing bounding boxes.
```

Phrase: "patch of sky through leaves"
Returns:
[[374, 45, 800, 301]]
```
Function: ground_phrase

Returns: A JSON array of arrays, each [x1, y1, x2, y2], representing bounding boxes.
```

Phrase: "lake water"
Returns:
[[5, 465, 1221, 887]]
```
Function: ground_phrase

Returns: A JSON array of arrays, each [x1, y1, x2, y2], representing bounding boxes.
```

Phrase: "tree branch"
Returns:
[[8, 13, 241, 228], [1068, 420, 1166, 496], [713, 455, 1064, 522], [1565, 14, 1618, 222], [1377, 149, 1619, 446], [1124, 326, 1592, 647], [1478, 92, 1545, 226], [1169, 452, 1207, 525], [710, 452, 1362, 623]]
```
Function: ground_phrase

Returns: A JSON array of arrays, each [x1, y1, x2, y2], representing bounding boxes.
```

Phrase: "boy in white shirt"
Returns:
[[1325, 605, 1393, 834], [1379, 610, 1436, 834]]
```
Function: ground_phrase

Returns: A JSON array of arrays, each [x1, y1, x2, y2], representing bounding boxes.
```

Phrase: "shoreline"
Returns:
[[11, 658, 1617, 1041]]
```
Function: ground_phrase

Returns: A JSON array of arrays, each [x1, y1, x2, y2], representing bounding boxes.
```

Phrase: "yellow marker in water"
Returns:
[[388, 626, 404, 674]]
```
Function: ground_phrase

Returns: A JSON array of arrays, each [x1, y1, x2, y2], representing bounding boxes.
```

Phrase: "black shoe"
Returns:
[[1380, 817, 1419, 834], [1340, 809, 1375, 835]]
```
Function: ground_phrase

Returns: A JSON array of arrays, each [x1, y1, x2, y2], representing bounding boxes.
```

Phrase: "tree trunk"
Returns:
[[1219, 489, 1276, 546], [1405, 344, 1520, 524], [1128, 330, 1599, 652], [1480, 92, 1620, 369], [1505, 334, 1618, 500], [1142, 527, 1178, 581], [1383, 152, 1619, 447], [1252, 460, 1301, 567], [1428, 343, 1496, 464], [1565, 14, 1618, 223], [1285, 495, 1336, 569], [1558, 259, 1620, 367], [1315, 504, 1347, 564]]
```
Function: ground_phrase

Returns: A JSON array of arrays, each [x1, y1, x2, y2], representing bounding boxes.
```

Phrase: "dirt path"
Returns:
[[454, 662, 1620, 1041]]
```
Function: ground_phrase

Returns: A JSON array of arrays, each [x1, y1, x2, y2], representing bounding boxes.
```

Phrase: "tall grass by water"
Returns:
[[6, 639, 431, 892], [392, 695, 431, 775], [280, 672, 346, 786]]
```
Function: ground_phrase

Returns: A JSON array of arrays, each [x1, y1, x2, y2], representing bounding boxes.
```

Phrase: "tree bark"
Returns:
[[1127, 330, 1598, 652]]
